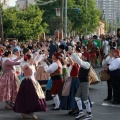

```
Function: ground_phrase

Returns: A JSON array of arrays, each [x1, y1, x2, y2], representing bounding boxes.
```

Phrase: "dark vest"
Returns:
[[78, 67, 90, 82]]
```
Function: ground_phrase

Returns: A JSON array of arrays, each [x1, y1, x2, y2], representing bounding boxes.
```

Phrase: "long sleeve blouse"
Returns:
[[2, 57, 20, 72]]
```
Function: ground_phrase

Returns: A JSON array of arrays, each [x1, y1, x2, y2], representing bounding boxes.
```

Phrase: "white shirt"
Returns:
[[44, 62, 58, 74], [76, 36, 80, 42], [20, 58, 26, 68], [67, 65, 73, 77], [102, 56, 114, 66], [109, 58, 120, 71], [71, 40, 75, 46], [35, 54, 45, 66], [102, 40, 109, 56], [71, 53, 90, 69]]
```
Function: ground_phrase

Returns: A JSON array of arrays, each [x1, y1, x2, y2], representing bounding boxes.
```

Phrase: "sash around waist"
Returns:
[[51, 75, 62, 81]]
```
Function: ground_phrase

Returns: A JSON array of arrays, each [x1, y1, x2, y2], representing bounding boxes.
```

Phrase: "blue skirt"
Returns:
[[60, 77, 92, 110], [60, 77, 80, 110]]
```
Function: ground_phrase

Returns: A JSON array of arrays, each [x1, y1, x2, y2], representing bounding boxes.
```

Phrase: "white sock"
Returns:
[[75, 97, 83, 112], [52, 94, 60, 108], [84, 100, 91, 113]]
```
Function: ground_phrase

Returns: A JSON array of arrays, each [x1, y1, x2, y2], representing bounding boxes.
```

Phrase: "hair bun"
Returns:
[[4, 50, 11, 57]]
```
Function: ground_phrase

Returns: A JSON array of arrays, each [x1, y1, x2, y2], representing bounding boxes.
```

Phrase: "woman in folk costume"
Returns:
[[44, 52, 63, 110], [35, 50, 50, 88], [60, 55, 80, 113], [20, 48, 31, 68], [68, 47, 93, 120], [0, 50, 21, 109], [13, 53, 47, 119]]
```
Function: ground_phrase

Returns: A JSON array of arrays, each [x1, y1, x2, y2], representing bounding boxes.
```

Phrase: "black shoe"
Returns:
[[52, 103, 55, 106], [68, 110, 75, 115], [104, 98, 111, 101], [50, 108, 60, 110], [71, 110, 79, 115], [111, 101, 120, 105]]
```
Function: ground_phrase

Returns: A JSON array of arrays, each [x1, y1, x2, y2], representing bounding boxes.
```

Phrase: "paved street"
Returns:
[[0, 67, 120, 120]]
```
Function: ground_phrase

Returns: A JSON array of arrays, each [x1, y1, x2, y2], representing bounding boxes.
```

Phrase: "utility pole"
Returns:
[[85, 0, 88, 36], [62, 0, 64, 35], [65, 0, 67, 37]]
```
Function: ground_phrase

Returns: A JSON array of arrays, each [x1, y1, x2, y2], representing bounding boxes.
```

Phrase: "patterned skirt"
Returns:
[[35, 66, 50, 88], [0, 72, 20, 102], [13, 78, 47, 114]]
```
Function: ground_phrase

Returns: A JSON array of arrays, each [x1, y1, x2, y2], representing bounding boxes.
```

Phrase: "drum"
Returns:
[[99, 70, 110, 81]]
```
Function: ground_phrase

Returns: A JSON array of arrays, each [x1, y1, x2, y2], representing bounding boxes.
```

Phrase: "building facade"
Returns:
[[16, 0, 36, 10], [96, 0, 120, 24], [0, 0, 10, 9]]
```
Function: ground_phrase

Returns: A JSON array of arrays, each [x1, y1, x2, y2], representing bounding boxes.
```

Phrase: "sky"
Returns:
[[9, 0, 16, 6]]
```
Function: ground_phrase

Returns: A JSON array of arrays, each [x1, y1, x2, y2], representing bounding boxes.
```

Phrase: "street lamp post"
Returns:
[[64, 0, 67, 37]]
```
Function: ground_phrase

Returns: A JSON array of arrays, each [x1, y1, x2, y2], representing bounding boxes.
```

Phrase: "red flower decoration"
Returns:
[[25, 56, 28, 60], [67, 64, 70, 67]]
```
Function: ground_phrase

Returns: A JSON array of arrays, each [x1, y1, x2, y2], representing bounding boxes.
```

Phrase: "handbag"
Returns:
[[99, 69, 110, 81], [89, 67, 100, 85]]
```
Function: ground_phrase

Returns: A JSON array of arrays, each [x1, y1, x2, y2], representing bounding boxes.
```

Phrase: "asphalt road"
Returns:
[[0, 66, 120, 120]]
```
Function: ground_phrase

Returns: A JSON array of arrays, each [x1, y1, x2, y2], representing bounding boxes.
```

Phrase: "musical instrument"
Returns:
[[99, 70, 110, 81], [89, 67, 100, 85]]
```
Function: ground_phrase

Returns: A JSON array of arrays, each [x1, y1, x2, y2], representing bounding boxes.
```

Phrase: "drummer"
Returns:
[[102, 47, 115, 101]]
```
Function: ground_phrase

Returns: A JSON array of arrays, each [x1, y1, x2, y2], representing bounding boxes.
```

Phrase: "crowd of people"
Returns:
[[0, 34, 119, 120]]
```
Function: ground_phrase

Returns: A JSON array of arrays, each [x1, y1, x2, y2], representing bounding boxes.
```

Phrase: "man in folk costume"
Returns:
[[105, 49, 120, 104], [44, 52, 63, 110], [68, 48, 92, 120]]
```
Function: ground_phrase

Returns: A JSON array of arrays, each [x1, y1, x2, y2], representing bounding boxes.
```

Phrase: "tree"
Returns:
[[3, 5, 48, 41], [37, 0, 101, 35], [68, 0, 101, 34], [47, 16, 73, 35]]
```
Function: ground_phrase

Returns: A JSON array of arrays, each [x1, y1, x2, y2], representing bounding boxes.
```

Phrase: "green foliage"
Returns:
[[3, 5, 48, 41], [37, 0, 101, 35], [47, 16, 73, 35]]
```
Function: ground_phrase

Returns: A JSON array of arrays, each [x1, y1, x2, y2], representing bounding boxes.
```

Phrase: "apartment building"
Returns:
[[96, 0, 120, 24], [16, 0, 36, 10], [0, 0, 10, 9]]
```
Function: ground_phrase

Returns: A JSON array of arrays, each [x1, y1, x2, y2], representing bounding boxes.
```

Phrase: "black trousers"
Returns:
[[111, 77, 120, 102], [107, 79, 112, 99]]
